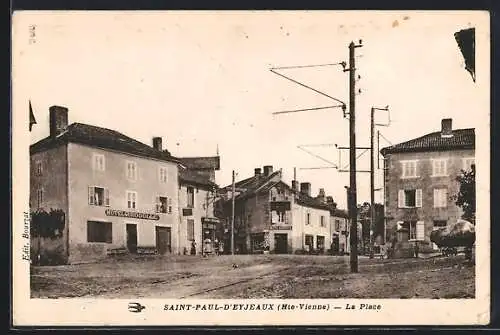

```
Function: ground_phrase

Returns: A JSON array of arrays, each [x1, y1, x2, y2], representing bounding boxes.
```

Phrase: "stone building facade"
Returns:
[[216, 165, 342, 254], [381, 118, 475, 256]]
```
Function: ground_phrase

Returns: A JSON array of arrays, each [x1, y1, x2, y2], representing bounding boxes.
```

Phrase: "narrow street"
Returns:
[[31, 254, 475, 299]]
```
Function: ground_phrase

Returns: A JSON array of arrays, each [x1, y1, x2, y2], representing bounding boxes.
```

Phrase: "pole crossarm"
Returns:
[[299, 166, 338, 170], [269, 68, 346, 105], [273, 104, 344, 115], [270, 62, 345, 70], [297, 145, 338, 168]]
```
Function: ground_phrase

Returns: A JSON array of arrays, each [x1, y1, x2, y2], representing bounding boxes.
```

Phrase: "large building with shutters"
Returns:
[[29, 105, 220, 264], [380, 118, 475, 257]]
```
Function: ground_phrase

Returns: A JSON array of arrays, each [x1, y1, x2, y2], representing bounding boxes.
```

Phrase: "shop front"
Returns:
[[202, 217, 220, 255]]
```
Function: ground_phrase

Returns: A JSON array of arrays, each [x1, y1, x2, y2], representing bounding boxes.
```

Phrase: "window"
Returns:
[[88, 186, 110, 207], [87, 221, 112, 243], [187, 187, 194, 208], [126, 161, 137, 180], [93, 153, 105, 171], [159, 167, 168, 183], [401, 160, 418, 178], [35, 161, 42, 176], [306, 212, 311, 225], [433, 188, 448, 208], [398, 189, 422, 208], [126, 191, 137, 209], [155, 196, 168, 213], [272, 210, 286, 224], [463, 158, 475, 171], [320, 215, 326, 227], [187, 219, 195, 241], [36, 188, 43, 208], [433, 220, 447, 229], [408, 221, 417, 240], [432, 159, 447, 176], [335, 219, 341, 231]]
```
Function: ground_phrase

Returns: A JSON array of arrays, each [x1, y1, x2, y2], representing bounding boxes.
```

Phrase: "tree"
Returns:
[[454, 164, 476, 224]]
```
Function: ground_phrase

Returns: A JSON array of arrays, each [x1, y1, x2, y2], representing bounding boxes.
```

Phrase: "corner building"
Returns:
[[30, 105, 183, 263]]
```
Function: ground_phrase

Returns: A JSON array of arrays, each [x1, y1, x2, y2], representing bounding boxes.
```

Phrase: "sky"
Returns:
[[13, 11, 489, 209]]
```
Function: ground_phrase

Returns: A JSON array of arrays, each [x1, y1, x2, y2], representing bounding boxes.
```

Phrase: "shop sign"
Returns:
[[182, 208, 193, 216], [270, 201, 291, 211], [270, 225, 292, 231], [105, 209, 159, 221]]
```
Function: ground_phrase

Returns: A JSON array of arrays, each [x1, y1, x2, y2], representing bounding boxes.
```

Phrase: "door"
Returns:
[[156, 226, 171, 255], [274, 233, 288, 254], [126, 224, 137, 253]]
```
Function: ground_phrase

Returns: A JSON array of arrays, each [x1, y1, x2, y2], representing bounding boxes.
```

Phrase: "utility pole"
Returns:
[[370, 106, 390, 256], [345, 41, 362, 273], [231, 170, 236, 255], [369, 107, 375, 258]]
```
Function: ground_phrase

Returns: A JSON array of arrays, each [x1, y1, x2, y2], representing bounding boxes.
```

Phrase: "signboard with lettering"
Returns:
[[202, 217, 219, 230], [270, 225, 292, 231], [182, 208, 193, 216], [105, 209, 160, 221], [270, 201, 291, 211]]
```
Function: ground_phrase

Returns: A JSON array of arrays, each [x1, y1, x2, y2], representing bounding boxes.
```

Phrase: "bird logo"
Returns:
[[128, 302, 146, 313]]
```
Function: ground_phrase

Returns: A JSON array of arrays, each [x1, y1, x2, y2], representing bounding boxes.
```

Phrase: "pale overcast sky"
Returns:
[[13, 11, 489, 209]]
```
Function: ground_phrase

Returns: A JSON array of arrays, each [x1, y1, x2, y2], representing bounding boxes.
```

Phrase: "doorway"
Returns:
[[156, 226, 172, 255], [126, 224, 137, 253], [274, 233, 288, 254]]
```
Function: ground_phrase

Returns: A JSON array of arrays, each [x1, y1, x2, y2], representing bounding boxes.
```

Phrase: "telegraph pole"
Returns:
[[231, 170, 236, 255], [369, 106, 390, 254], [369, 107, 375, 258], [346, 41, 362, 273]]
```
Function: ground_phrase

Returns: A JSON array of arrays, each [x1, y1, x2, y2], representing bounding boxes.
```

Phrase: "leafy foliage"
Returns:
[[453, 165, 476, 224], [30, 208, 66, 238]]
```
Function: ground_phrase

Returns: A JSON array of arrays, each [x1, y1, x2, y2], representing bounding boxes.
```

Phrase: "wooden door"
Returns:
[[156, 226, 172, 255]]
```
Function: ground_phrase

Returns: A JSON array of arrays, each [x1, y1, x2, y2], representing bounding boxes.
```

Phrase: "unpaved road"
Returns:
[[31, 254, 474, 299]]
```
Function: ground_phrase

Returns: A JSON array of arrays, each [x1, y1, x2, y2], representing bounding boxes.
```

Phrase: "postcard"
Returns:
[[12, 10, 490, 326]]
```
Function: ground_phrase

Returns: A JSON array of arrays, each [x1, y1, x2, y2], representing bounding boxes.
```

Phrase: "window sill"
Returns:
[[400, 176, 420, 179], [431, 175, 449, 178]]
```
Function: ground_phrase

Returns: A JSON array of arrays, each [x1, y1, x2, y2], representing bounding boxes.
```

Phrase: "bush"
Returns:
[[294, 249, 307, 255]]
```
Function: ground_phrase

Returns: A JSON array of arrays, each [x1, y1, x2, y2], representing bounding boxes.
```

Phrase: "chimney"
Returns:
[[291, 180, 299, 192], [152, 137, 163, 151], [326, 196, 336, 208], [254, 168, 262, 176], [317, 188, 326, 203], [441, 118, 453, 138], [49, 105, 68, 138], [300, 182, 311, 197], [263, 165, 273, 176]]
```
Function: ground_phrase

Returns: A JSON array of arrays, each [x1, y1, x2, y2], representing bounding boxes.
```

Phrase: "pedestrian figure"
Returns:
[[190, 240, 196, 255], [219, 241, 224, 255], [214, 238, 219, 256]]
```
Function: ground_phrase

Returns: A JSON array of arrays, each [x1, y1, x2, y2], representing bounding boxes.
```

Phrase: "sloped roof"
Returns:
[[221, 171, 282, 201], [180, 156, 220, 170], [332, 209, 349, 218], [179, 169, 217, 188], [222, 172, 337, 212], [381, 128, 475, 156], [296, 193, 334, 212], [30, 123, 181, 164]]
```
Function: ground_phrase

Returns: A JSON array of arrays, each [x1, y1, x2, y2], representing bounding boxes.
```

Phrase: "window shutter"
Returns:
[[398, 190, 405, 208], [416, 221, 425, 240], [155, 196, 160, 212], [168, 197, 172, 213], [88, 187, 95, 205], [105, 188, 110, 206], [416, 189, 423, 208]]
